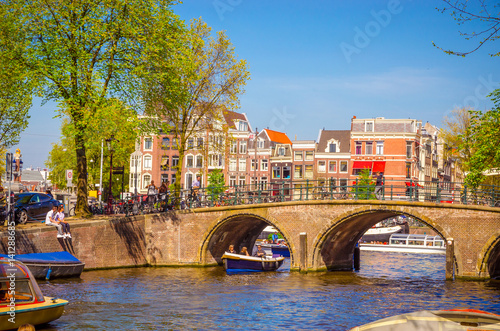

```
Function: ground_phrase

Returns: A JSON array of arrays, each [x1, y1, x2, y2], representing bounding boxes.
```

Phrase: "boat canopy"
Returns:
[[0, 259, 45, 304], [4, 251, 82, 264], [389, 233, 445, 247]]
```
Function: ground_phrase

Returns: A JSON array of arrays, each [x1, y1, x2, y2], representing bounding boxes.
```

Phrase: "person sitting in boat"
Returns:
[[240, 247, 249, 256], [55, 205, 72, 238], [226, 245, 236, 254], [253, 245, 266, 257], [45, 205, 64, 238]]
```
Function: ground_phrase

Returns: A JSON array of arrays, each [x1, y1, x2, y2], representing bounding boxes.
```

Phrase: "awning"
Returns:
[[352, 161, 372, 169], [372, 161, 386, 173]]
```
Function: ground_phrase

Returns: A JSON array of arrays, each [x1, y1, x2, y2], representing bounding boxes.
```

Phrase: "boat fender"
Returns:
[[46, 265, 52, 280]]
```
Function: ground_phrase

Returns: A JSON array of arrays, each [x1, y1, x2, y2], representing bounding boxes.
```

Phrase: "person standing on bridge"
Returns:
[[373, 171, 384, 200]]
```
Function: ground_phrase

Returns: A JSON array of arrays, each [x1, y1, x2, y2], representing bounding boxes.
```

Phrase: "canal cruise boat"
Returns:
[[360, 233, 446, 254], [0, 258, 68, 330]]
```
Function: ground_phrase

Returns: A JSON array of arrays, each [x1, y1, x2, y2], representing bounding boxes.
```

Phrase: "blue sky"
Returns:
[[12, 0, 500, 168]]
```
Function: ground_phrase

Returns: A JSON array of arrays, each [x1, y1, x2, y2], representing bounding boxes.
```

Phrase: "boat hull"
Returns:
[[361, 225, 407, 243], [222, 253, 285, 271], [23, 262, 85, 279], [0, 297, 68, 330], [359, 243, 445, 254], [350, 309, 500, 331]]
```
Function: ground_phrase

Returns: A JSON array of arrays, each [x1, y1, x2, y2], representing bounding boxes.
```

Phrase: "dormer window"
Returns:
[[238, 121, 248, 132], [257, 139, 264, 149], [278, 146, 285, 156], [326, 139, 340, 153], [329, 143, 337, 153], [365, 121, 374, 132]]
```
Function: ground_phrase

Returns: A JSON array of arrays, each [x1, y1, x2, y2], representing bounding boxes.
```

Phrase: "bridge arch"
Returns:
[[198, 210, 294, 266], [478, 230, 500, 279], [310, 205, 457, 274]]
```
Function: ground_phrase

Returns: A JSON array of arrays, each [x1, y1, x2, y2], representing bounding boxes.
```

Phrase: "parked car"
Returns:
[[0, 192, 60, 224]]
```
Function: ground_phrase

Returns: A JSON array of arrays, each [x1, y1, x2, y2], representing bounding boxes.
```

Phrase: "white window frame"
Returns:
[[328, 161, 337, 173], [376, 141, 384, 155], [143, 155, 152, 169], [340, 161, 348, 173], [229, 158, 237, 172], [261, 159, 268, 171], [144, 137, 153, 151], [318, 160, 326, 173], [238, 158, 246, 172], [239, 141, 247, 154], [365, 121, 374, 132]]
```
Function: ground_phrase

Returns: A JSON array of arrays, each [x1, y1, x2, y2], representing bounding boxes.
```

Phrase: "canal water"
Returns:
[[37, 252, 500, 331]]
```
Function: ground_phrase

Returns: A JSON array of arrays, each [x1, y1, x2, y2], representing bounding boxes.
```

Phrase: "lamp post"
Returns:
[[106, 135, 116, 213]]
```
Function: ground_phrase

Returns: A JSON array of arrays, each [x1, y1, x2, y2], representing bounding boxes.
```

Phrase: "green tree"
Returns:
[[142, 18, 250, 197], [46, 101, 137, 202], [440, 107, 473, 174], [206, 169, 226, 201], [1, 0, 186, 216], [434, 1, 500, 57], [353, 169, 376, 200]]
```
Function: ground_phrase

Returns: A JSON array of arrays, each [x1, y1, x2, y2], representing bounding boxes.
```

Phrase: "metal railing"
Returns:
[[93, 178, 500, 216]]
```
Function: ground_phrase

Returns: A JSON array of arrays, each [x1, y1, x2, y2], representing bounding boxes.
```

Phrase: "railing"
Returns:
[[93, 178, 500, 216]]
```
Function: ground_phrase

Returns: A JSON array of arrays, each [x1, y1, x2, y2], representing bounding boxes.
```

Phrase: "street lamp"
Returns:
[[106, 135, 116, 213]]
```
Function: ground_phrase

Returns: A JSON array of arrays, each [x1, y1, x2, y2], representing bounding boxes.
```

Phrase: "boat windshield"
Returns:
[[0, 259, 44, 303]]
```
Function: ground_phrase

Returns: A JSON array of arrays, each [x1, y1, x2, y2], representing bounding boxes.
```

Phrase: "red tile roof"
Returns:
[[264, 129, 292, 144]]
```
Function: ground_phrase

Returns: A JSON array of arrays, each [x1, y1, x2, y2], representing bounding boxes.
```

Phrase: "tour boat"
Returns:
[[350, 309, 500, 330], [0, 258, 68, 330], [0, 251, 85, 280], [360, 233, 446, 254], [221, 252, 285, 272], [361, 221, 409, 243]]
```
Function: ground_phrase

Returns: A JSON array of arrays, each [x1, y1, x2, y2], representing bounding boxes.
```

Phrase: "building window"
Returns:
[[230, 141, 237, 154], [143, 155, 152, 169], [365, 121, 374, 132], [328, 161, 337, 173], [305, 151, 314, 161], [171, 174, 176, 184], [229, 158, 237, 171], [261, 159, 268, 171], [161, 137, 170, 150], [278, 146, 285, 156], [188, 138, 194, 149], [186, 155, 193, 168], [376, 141, 384, 155], [294, 165, 303, 179], [238, 158, 246, 171], [196, 155, 203, 168], [340, 161, 348, 173], [329, 143, 337, 153], [161, 174, 168, 183], [272, 166, 281, 179], [355, 142, 362, 155], [283, 166, 291, 179], [143, 174, 151, 189], [238, 121, 248, 132], [239, 141, 247, 154], [406, 162, 411, 178], [209, 154, 223, 167], [239, 176, 246, 187], [185, 173, 193, 189], [366, 142, 373, 155], [258, 140, 264, 149], [197, 138, 204, 149], [161, 156, 169, 171], [251, 159, 258, 171], [318, 160, 326, 173], [172, 156, 179, 169], [172, 138, 178, 150], [229, 176, 236, 187], [406, 141, 412, 158], [259, 177, 268, 190], [144, 138, 153, 150], [305, 165, 313, 179], [294, 151, 303, 161]]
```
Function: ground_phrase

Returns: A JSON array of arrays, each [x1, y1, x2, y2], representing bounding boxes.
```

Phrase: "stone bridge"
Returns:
[[4, 200, 500, 280], [149, 200, 500, 280]]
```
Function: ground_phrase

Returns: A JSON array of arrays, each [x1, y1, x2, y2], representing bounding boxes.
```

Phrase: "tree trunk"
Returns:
[[75, 132, 91, 217]]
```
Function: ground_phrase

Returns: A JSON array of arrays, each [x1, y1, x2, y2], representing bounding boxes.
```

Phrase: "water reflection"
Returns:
[[36, 252, 500, 330]]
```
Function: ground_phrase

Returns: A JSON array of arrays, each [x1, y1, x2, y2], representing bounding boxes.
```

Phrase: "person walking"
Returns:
[[373, 171, 384, 200], [147, 180, 157, 209]]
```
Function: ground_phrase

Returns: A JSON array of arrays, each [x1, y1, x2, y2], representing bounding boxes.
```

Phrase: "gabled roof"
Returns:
[[316, 129, 351, 153], [264, 129, 292, 145], [222, 109, 249, 131]]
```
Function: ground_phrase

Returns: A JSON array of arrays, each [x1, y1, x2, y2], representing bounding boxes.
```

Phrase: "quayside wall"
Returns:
[[0, 212, 200, 270]]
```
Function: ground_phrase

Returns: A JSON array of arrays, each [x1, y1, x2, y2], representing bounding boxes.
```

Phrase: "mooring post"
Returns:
[[446, 238, 454, 280], [300, 232, 307, 272], [353, 244, 360, 271]]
